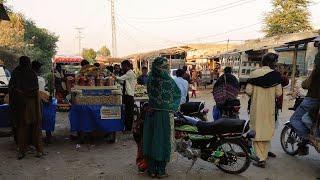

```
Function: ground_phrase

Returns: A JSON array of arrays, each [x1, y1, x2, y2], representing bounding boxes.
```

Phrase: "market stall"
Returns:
[[0, 99, 57, 132], [69, 64, 125, 142]]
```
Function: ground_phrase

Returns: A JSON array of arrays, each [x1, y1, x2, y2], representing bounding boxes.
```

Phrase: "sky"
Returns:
[[6, 0, 320, 57]]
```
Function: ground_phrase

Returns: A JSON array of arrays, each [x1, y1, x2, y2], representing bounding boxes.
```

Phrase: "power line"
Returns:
[[126, 0, 257, 23], [116, 14, 181, 45], [183, 22, 261, 43]]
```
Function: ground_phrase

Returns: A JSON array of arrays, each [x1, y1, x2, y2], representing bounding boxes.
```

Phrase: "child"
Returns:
[[190, 81, 197, 98]]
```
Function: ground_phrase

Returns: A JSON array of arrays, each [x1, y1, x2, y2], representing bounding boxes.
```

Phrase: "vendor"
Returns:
[[54, 64, 67, 102], [137, 67, 148, 86], [114, 60, 137, 132]]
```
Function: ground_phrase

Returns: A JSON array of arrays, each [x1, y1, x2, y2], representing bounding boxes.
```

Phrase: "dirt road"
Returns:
[[0, 89, 319, 179]]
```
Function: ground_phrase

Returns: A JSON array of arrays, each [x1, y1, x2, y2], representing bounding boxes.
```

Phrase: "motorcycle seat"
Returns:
[[180, 102, 205, 114], [196, 118, 248, 135]]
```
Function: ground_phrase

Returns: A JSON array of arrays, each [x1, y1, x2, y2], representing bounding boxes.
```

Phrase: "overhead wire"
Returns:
[[126, 0, 258, 23]]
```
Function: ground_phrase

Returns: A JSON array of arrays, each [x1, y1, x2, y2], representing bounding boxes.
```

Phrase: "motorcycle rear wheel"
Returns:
[[215, 140, 251, 174], [280, 126, 300, 156]]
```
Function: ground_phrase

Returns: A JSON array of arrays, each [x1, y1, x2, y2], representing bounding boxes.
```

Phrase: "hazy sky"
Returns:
[[7, 0, 320, 56]]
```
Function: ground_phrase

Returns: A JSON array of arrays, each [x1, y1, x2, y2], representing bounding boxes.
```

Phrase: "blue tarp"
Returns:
[[0, 100, 57, 131], [69, 105, 124, 133], [0, 104, 10, 127]]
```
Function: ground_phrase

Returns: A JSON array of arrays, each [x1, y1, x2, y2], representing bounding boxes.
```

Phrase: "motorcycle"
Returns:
[[174, 112, 257, 174], [180, 102, 209, 121], [280, 97, 320, 155]]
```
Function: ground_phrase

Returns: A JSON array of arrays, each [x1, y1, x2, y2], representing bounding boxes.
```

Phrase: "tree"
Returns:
[[263, 0, 312, 37], [0, 13, 25, 49], [24, 19, 59, 73], [82, 48, 97, 63], [97, 46, 111, 57]]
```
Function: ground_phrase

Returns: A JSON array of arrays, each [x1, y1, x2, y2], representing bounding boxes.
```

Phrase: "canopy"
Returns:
[[54, 56, 83, 64]]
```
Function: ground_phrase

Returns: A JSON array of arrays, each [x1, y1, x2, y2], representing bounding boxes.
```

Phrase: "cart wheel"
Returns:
[[106, 132, 116, 144]]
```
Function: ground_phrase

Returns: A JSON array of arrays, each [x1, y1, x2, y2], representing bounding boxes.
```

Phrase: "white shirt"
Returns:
[[174, 77, 189, 105], [116, 70, 137, 96]]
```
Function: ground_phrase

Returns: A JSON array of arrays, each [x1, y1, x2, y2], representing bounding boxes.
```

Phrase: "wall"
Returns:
[[278, 50, 307, 75]]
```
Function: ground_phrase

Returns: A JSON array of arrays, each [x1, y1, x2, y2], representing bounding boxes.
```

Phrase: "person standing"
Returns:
[[9, 56, 43, 159], [246, 53, 282, 168], [137, 67, 148, 86], [174, 69, 188, 105], [182, 66, 191, 103], [114, 60, 137, 132], [143, 57, 181, 178], [54, 64, 66, 102]]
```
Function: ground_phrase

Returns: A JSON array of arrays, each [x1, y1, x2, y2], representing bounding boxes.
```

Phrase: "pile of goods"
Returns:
[[76, 65, 115, 86], [71, 86, 122, 105], [134, 85, 148, 97]]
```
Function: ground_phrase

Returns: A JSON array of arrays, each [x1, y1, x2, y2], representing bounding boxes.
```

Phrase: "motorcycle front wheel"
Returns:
[[215, 140, 251, 174], [280, 125, 300, 156]]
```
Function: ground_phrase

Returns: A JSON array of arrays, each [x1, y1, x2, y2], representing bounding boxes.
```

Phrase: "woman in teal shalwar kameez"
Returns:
[[143, 57, 181, 178]]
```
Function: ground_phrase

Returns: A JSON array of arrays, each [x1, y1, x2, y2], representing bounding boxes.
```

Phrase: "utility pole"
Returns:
[[226, 38, 230, 52], [110, 0, 117, 57], [75, 27, 84, 56]]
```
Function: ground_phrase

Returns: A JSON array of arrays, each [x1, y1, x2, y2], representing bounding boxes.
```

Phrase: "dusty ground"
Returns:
[[0, 88, 320, 179]]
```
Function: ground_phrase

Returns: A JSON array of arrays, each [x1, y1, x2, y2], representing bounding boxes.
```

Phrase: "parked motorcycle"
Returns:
[[180, 102, 209, 121], [174, 112, 257, 174], [280, 97, 320, 155]]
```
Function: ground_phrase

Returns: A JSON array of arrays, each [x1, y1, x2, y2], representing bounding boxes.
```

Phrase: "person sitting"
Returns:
[[137, 67, 148, 86], [174, 69, 189, 105], [290, 52, 320, 155]]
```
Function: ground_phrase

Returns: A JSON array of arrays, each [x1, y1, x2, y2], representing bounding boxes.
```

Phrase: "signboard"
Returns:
[[100, 106, 121, 120]]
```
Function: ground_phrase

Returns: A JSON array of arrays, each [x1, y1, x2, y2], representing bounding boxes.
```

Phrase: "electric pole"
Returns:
[[111, 0, 117, 57], [75, 27, 84, 56]]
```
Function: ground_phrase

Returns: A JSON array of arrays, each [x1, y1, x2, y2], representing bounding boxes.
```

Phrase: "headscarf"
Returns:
[[315, 51, 320, 70], [9, 56, 39, 94], [248, 69, 281, 88], [147, 57, 181, 111]]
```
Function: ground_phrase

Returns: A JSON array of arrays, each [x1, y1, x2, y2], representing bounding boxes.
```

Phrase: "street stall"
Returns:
[[53, 56, 83, 111], [69, 65, 124, 142]]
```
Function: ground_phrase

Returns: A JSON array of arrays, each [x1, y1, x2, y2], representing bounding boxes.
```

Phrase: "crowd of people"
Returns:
[[2, 51, 320, 177]]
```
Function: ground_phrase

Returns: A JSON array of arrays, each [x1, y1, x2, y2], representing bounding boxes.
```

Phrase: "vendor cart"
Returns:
[[69, 86, 124, 143]]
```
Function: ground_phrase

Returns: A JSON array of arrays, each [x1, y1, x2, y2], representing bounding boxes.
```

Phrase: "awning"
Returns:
[[54, 56, 83, 63]]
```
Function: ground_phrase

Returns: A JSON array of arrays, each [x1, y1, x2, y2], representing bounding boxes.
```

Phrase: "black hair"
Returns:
[[106, 65, 113, 73], [121, 60, 131, 67], [224, 67, 232, 74], [262, 53, 278, 67], [142, 66, 148, 70], [94, 63, 100, 67], [31, 61, 43, 73], [80, 59, 90, 67], [19, 56, 31, 67], [183, 65, 188, 71], [176, 69, 184, 77]]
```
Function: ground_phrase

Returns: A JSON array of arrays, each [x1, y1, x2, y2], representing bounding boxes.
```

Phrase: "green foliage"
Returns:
[[97, 46, 111, 57], [82, 48, 97, 63], [24, 19, 59, 73], [0, 8, 58, 74], [263, 0, 312, 37]]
